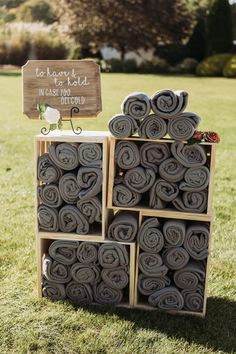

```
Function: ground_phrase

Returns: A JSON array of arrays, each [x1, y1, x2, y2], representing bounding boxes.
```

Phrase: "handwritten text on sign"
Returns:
[[22, 60, 102, 119]]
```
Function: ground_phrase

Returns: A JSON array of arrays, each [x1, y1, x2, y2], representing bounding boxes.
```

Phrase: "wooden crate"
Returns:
[[107, 137, 216, 222], [37, 234, 136, 307], [35, 131, 110, 240]]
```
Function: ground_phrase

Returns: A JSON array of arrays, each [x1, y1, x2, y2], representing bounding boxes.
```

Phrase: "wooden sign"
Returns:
[[22, 60, 102, 119]]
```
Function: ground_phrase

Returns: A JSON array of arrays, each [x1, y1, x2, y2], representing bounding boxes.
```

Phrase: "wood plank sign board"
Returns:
[[22, 60, 102, 119]]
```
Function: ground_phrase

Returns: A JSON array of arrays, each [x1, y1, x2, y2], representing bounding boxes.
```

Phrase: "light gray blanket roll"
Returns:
[[172, 190, 208, 213], [66, 281, 93, 305], [148, 286, 184, 310], [113, 184, 142, 207], [42, 280, 66, 300], [159, 157, 187, 182], [101, 267, 129, 290], [138, 274, 171, 296], [168, 112, 201, 141], [121, 92, 151, 120], [78, 143, 102, 167], [108, 114, 139, 138], [139, 252, 168, 277], [43, 255, 71, 283], [48, 240, 78, 265], [140, 142, 171, 173], [184, 224, 209, 260], [77, 242, 98, 264], [139, 114, 167, 139], [151, 89, 188, 118], [108, 212, 138, 242], [77, 167, 103, 199], [93, 281, 123, 305], [138, 218, 164, 253], [38, 205, 59, 232], [163, 220, 186, 247], [179, 166, 210, 191], [123, 167, 155, 193], [71, 263, 100, 284], [59, 205, 89, 234], [37, 153, 62, 183], [149, 179, 179, 209], [77, 197, 102, 224], [98, 243, 129, 269], [162, 247, 190, 270], [171, 142, 207, 168], [38, 184, 63, 208], [182, 284, 204, 312], [115, 141, 140, 170], [59, 173, 81, 204], [173, 260, 205, 290], [48, 143, 79, 170]]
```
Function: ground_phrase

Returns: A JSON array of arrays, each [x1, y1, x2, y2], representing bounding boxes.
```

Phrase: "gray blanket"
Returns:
[[108, 114, 139, 138], [139, 114, 167, 139], [162, 247, 190, 270], [77, 197, 102, 224], [58, 205, 89, 234], [43, 255, 71, 283], [123, 167, 155, 193], [138, 218, 164, 253], [182, 284, 204, 312], [59, 173, 81, 204], [163, 220, 186, 247], [149, 179, 179, 209], [37, 153, 62, 183], [138, 274, 171, 296], [171, 142, 207, 168], [38, 184, 63, 208], [78, 143, 102, 167], [115, 141, 140, 170], [48, 143, 79, 170], [139, 252, 168, 277], [98, 243, 129, 269], [159, 157, 186, 182], [42, 280, 66, 300], [38, 205, 59, 232], [148, 286, 184, 310], [66, 281, 93, 305], [168, 112, 201, 141], [71, 263, 100, 283], [77, 242, 98, 264], [173, 260, 206, 290], [77, 167, 103, 199], [101, 267, 129, 290], [48, 240, 78, 265], [172, 190, 208, 213], [108, 212, 138, 242], [184, 224, 209, 260], [93, 281, 123, 305], [121, 92, 151, 120], [151, 89, 188, 118], [179, 166, 210, 192], [113, 184, 142, 207], [140, 142, 171, 173]]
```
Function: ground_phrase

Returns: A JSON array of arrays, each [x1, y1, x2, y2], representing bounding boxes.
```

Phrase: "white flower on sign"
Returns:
[[43, 107, 61, 124]]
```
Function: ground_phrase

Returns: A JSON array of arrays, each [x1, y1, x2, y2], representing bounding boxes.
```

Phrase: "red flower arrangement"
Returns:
[[188, 131, 220, 144]]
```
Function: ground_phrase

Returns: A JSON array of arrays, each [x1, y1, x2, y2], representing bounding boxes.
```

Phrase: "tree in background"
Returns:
[[186, 16, 206, 61], [17, 0, 57, 24]]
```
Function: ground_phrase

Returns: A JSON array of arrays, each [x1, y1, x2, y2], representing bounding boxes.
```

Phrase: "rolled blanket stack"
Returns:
[[38, 184, 63, 208], [167, 113, 201, 141], [108, 212, 138, 242], [139, 114, 167, 139], [151, 89, 188, 118], [138, 274, 171, 296], [138, 218, 164, 253], [184, 224, 209, 260], [140, 142, 171, 173], [123, 167, 155, 193], [77, 143, 102, 167], [148, 287, 184, 310]]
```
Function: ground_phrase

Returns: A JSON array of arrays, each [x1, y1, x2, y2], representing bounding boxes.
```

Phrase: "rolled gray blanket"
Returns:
[[38, 205, 59, 232], [77, 167, 103, 199], [59, 173, 81, 204], [179, 166, 210, 192], [139, 114, 167, 139], [43, 255, 71, 283], [138, 218, 164, 253], [140, 142, 171, 173], [138, 274, 171, 296], [159, 158, 187, 182], [163, 220, 186, 247], [123, 167, 155, 193], [42, 280, 66, 300], [113, 184, 141, 207], [77, 197, 102, 224], [168, 112, 201, 141], [108, 114, 139, 138], [184, 224, 209, 260], [48, 240, 78, 265], [71, 263, 100, 284], [38, 184, 63, 208], [148, 286, 184, 310], [171, 142, 207, 168], [98, 243, 129, 269], [121, 92, 151, 120], [77, 242, 98, 264], [101, 267, 129, 290], [151, 89, 188, 118], [182, 284, 204, 312], [78, 143, 102, 167], [172, 190, 208, 213], [48, 143, 79, 170], [108, 212, 138, 242], [139, 252, 168, 277], [115, 141, 140, 170], [66, 281, 93, 305], [173, 261, 206, 290], [37, 153, 62, 183], [94, 281, 123, 305], [149, 179, 179, 209], [59, 205, 89, 234], [162, 247, 190, 270]]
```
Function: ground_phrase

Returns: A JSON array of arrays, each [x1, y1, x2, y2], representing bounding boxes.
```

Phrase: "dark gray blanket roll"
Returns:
[[149, 179, 179, 209], [71, 263, 100, 284], [115, 141, 140, 170], [101, 267, 129, 290], [48, 240, 78, 265], [38, 205, 59, 232], [159, 158, 186, 183], [184, 224, 209, 260], [94, 281, 123, 305], [77, 242, 98, 264], [179, 166, 210, 192], [121, 92, 151, 120], [113, 184, 142, 207], [98, 243, 129, 269], [139, 114, 167, 139], [168, 112, 201, 141], [182, 284, 204, 312], [77, 167, 103, 199], [48, 143, 79, 170], [151, 89, 188, 118], [59, 173, 81, 204], [148, 286, 184, 310], [66, 281, 93, 305], [59, 205, 89, 234], [138, 274, 171, 296], [108, 212, 138, 242], [77, 143, 102, 167], [138, 218, 164, 253], [173, 261, 205, 290], [38, 184, 63, 208], [77, 197, 102, 224], [172, 190, 208, 213], [171, 142, 207, 168], [42, 280, 66, 300], [123, 167, 155, 193], [163, 220, 186, 247], [139, 252, 168, 277], [140, 142, 171, 173], [109, 114, 139, 138], [162, 247, 190, 270], [37, 153, 62, 183], [43, 255, 71, 283]]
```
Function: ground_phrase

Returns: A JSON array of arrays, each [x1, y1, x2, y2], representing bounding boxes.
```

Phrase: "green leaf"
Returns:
[[50, 124, 57, 131], [58, 118, 63, 130]]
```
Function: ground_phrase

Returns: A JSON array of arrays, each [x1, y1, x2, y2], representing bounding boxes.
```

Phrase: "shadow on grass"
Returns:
[[0, 72, 21, 77], [84, 297, 236, 353]]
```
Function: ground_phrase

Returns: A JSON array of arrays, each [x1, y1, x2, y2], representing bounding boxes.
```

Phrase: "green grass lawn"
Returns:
[[0, 73, 236, 354]]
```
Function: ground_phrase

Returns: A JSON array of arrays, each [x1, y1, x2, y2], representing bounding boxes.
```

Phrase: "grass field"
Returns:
[[0, 73, 235, 354]]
